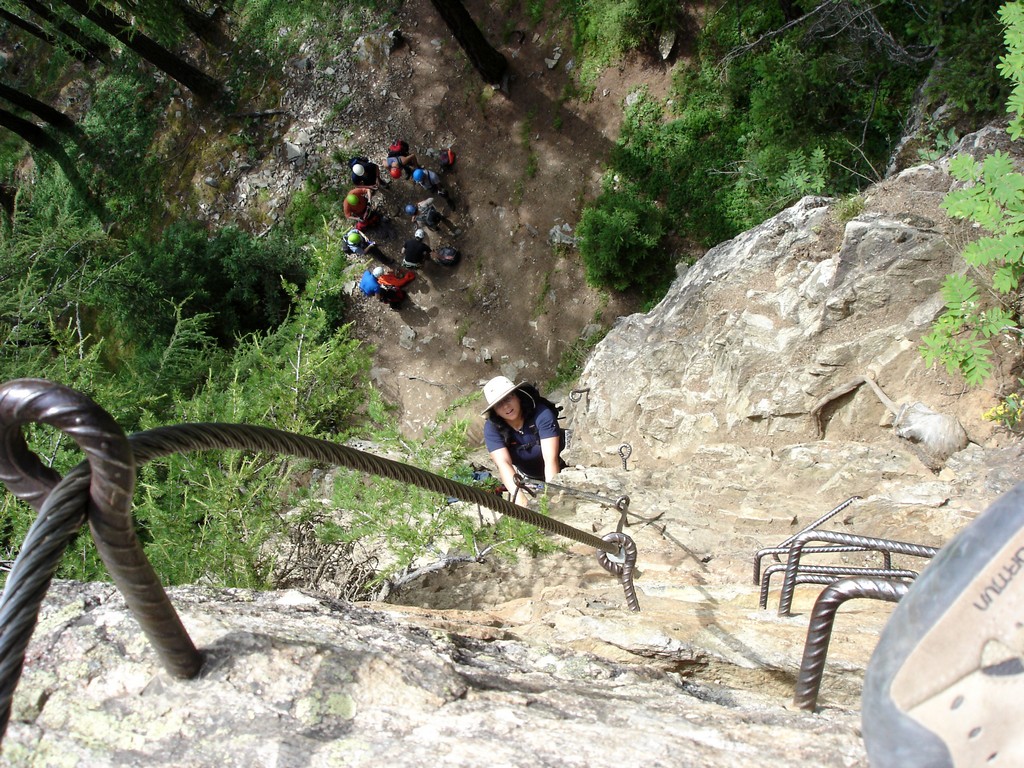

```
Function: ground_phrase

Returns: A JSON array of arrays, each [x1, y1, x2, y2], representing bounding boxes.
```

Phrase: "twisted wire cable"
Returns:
[[129, 424, 620, 554], [792, 576, 910, 711], [0, 379, 202, 740], [0, 380, 643, 743], [777, 531, 937, 616]]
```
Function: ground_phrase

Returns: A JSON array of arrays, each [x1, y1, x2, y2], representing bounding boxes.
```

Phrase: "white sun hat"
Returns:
[[481, 375, 520, 416]]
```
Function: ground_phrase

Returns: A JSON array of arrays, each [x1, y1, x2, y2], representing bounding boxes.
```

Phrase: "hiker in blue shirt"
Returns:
[[481, 376, 565, 504], [359, 266, 384, 297]]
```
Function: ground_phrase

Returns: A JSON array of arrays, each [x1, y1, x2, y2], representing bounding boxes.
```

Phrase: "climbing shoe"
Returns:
[[861, 481, 1024, 767]]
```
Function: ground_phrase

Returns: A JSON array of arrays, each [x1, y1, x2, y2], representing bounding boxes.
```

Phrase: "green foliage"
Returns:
[[919, 276, 1000, 386], [918, 1, 1010, 117], [918, 127, 959, 162], [577, 177, 669, 292], [923, 1, 1024, 387], [570, 0, 681, 72], [236, 0, 397, 61], [286, 176, 348, 239], [571, 0, 1011, 306], [120, 221, 309, 345], [548, 326, 608, 390], [79, 68, 165, 220], [835, 194, 866, 224], [984, 378, 1024, 431]]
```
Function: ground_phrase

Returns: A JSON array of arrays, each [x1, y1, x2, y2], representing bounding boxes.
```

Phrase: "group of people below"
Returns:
[[344, 141, 452, 228], [358, 265, 415, 308], [346, 140, 461, 308], [480, 376, 567, 505]]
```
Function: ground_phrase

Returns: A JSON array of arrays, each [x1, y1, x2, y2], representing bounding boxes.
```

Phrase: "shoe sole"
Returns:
[[862, 482, 1024, 767]]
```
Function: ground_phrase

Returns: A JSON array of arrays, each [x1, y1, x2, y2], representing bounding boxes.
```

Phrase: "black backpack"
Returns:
[[518, 383, 563, 423], [435, 245, 460, 266]]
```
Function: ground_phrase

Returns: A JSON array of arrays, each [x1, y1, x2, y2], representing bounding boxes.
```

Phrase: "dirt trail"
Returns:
[[343, 0, 683, 439]]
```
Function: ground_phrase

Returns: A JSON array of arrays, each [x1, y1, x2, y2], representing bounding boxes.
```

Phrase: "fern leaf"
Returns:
[[978, 306, 1016, 338], [960, 342, 994, 387], [992, 264, 1022, 294], [947, 154, 981, 183], [940, 273, 979, 311], [982, 151, 1017, 187], [964, 235, 1015, 267], [993, 172, 1024, 207]]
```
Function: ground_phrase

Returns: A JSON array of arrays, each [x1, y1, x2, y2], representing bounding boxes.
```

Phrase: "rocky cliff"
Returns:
[[3, 127, 1024, 767]]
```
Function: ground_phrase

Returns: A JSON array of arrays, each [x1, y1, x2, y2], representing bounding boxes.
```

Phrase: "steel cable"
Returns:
[[0, 379, 642, 743]]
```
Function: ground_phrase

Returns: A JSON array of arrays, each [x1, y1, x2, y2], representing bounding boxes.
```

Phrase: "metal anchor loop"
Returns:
[[596, 531, 641, 612], [615, 495, 631, 533], [618, 443, 632, 470], [568, 388, 590, 403]]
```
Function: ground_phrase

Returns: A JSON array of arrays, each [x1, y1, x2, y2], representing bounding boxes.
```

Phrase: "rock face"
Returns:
[[7, 582, 865, 768], [4, 129, 1024, 766], [565, 125, 1018, 472]]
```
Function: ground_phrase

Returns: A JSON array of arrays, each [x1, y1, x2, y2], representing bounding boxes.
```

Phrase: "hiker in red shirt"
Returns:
[[343, 187, 381, 231]]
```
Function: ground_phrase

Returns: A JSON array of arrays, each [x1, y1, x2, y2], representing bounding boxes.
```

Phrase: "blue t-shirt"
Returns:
[[484, 403, 562, 480], [359, 270, 380, 296]]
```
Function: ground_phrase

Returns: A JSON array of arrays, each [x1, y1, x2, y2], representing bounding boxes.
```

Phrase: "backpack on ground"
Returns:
[[439, 147, 456, 171], [417, 206, 442, 229], [435, 245, 460, 266]]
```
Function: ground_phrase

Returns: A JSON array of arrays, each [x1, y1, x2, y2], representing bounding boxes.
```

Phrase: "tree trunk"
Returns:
[[55, 0, 222, 102], [0, 82, 81, 136], [0, 108, 104, 218], [19, 0, 112, 62], [168, 0, 228, 47], [428, 0, 508, 86], [0, 8, 95, 63], [114, 0, 229, 48]]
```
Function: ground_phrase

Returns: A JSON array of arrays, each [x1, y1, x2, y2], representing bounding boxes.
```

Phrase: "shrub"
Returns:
[[123, 222, 309, 345], [921, 2, 1024, 387], [577, 181, 669, 292]]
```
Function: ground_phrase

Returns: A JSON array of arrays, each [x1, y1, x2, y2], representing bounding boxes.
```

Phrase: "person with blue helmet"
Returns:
[[412, 167, 447, 199], [407, 197, 460, 236]]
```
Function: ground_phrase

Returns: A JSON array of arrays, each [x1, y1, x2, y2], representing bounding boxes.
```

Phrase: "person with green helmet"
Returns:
[[343, 188, 371, 220], [343, 227, 377, 256]]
